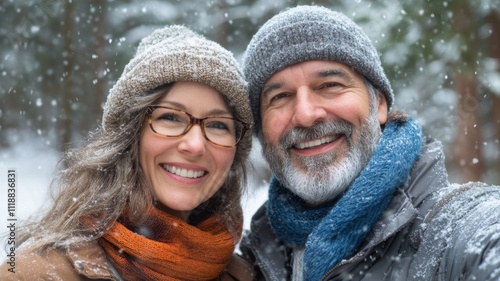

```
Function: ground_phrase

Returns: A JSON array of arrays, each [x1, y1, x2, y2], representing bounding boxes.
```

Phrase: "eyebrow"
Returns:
[[317, 68, 354, 83], [261, 68, 355, 98], [157, 101, 232, 117], [261, 83, 283, 98]]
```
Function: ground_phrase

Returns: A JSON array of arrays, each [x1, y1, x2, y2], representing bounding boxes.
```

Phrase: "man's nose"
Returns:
[[291, 88, 327, 127]]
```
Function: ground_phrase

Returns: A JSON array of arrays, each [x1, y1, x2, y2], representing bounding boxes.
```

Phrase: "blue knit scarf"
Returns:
[[267, 118, 423, 280]]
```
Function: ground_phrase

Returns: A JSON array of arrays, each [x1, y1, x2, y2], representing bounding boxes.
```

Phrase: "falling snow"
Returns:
[[0, 1, 499, 277]]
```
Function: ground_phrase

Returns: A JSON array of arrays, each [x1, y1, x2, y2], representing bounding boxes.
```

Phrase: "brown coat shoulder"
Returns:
[[0, 242, 116, 281], [0, 242, 255, 280]]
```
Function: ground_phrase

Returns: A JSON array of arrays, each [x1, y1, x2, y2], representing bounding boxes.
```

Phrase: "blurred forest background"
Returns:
[[1, 0, 499, 187]]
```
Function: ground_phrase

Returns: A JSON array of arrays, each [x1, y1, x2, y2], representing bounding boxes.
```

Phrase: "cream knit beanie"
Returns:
[[102, 25, 253, 151]]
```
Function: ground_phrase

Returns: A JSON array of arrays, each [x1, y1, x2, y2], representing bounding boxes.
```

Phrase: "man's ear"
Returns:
[[377, 93, 388, 125]]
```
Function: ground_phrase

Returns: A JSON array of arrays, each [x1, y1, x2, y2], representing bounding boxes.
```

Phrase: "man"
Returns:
[[240, 5, 500, 281]]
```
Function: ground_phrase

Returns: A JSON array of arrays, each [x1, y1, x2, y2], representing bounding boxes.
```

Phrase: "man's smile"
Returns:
[[293, 135, 341, 149]]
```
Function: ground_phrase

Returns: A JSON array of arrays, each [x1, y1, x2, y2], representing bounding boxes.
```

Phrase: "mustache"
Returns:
[[278, 120, 353, 150]]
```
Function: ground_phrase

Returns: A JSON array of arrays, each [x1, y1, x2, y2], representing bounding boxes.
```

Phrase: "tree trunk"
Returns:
[[452, 3, 485, 182], [214, 0, 229, 48], [487, 10, 500, 180], [453, 74, 485, 182], [59, 0, 76, 153], [91, 0, 108, 128]]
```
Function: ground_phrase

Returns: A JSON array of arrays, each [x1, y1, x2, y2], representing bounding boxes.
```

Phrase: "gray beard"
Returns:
[[261, 110, 382, 205]]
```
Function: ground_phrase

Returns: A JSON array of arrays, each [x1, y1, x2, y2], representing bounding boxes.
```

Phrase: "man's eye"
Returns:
[[322, 82, 341, 88], [270, 93, 290, 103]]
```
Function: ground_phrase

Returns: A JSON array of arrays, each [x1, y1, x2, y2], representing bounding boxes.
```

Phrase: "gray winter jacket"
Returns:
[[239, 139, 500, 280]]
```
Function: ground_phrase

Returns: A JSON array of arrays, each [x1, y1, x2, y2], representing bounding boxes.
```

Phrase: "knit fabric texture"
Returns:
[[243, 5, 394, 134], [99, 207, 238, 280], [267, 118, 423, 280], [102, 25, 253, 151]]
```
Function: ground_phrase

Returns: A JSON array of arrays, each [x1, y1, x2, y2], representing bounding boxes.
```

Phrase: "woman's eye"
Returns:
[[206, 121, 230, 131], [158, 113, 179, 122]]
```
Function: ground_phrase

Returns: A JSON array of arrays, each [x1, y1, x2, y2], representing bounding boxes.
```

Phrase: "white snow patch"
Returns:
[[0, 133, 57, 260]]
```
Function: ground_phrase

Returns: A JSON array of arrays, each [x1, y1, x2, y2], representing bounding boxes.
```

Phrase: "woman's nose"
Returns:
[[178, 125, 207, 155]]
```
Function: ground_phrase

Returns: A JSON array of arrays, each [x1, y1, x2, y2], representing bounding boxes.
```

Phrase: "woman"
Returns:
[[1, 25, 254, 280]]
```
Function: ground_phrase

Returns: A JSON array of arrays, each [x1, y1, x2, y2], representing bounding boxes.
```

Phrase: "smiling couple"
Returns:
[[3, 5, 500, 281]]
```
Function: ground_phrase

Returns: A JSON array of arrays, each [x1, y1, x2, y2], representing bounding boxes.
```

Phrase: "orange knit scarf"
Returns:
[[98, 208, 238, 281]]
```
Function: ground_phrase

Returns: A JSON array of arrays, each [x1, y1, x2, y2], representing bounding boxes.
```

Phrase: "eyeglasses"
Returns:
[[146, 106, 251, 148]]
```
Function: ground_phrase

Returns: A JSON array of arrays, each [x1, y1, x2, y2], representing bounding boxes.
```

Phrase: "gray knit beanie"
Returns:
[[243, 5, 394, 134], [102, 25, 253, 151]]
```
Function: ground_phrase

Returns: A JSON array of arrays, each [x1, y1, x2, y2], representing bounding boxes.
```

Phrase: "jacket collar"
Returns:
[[366, 188, 418, 249], [335, 188, 417, 269]]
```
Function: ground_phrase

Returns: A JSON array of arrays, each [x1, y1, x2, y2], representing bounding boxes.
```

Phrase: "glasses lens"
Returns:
[[203, 117, 244, 147], [150, 107, 191, 137], [149, 106, 246, 147]]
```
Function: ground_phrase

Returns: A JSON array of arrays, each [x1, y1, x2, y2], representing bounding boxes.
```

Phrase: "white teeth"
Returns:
[[162, 165, 205, 178], [295, 135, 337, 149]]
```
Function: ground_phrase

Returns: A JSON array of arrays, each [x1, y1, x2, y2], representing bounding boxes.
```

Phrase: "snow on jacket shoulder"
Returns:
[[409, 181, 500, 280], [239, 139, 500, 280], [0, 241, 118, 281]]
